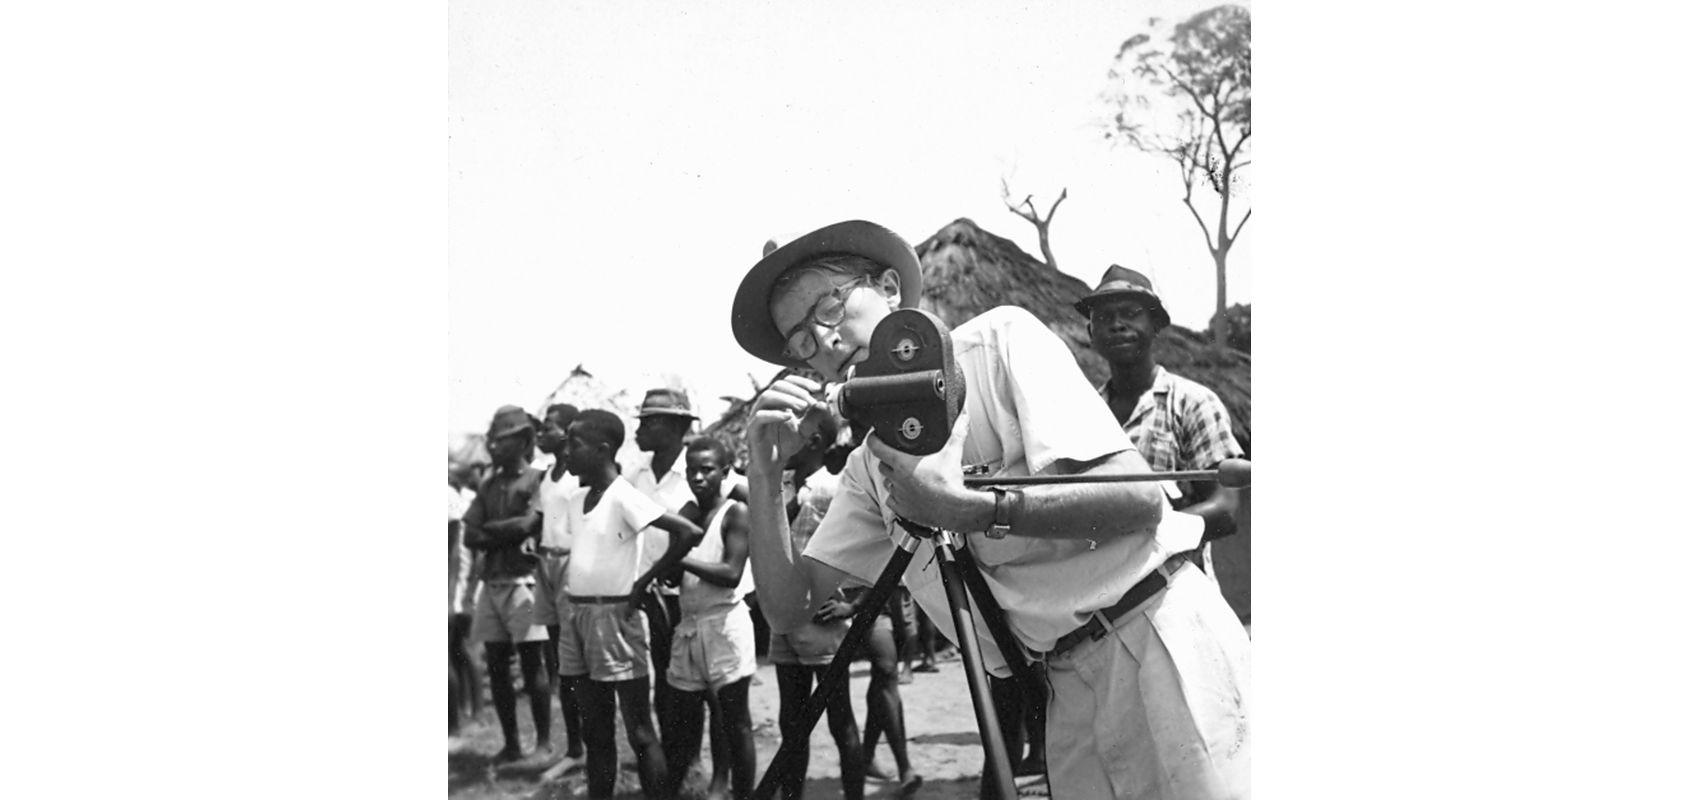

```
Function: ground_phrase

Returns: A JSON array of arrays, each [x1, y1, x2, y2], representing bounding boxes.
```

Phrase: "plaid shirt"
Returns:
[[1099, 366, 1243, 506]]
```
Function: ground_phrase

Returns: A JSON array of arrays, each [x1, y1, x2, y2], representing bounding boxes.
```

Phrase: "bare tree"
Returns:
[[1104, 5, 1249, 343], [1000, 177, 1068, 271]]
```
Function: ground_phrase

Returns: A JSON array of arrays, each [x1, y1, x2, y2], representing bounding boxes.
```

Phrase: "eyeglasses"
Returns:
[[780, 276, 871, 362]]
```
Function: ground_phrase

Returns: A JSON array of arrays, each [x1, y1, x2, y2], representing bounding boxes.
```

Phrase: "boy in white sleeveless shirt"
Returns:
[[660, 437, 758, 800]]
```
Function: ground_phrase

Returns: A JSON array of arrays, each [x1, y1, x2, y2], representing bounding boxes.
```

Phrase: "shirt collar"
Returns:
[[1097, 364, 1174, 398]]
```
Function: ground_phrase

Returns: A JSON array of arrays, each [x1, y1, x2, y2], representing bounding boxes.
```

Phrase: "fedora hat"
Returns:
[[1074, 264, 1171, 328], [487, 405, 538, 439], [731, 220, 922, 368], [636, 388, 698, 420]]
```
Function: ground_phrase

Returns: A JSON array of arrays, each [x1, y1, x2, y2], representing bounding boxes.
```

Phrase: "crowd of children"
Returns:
[[450, 220, 1251, 800]]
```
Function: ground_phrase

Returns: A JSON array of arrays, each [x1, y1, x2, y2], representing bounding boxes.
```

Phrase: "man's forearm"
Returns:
[[634, 526, 694, 591], [679, 557, 741, 589], [463, 515, 536, 550], [1177, 486, 1241, 542], [1008, 452, 1167, 540], [743, 466, 817, 632]]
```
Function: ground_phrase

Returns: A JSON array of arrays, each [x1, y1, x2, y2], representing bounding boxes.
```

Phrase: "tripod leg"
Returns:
[[953, 543, 1043, 688], [751, 544, 916, 800], [934, 538, 1018, 800]]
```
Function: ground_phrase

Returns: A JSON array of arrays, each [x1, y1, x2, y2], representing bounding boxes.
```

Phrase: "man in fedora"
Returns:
[[732, 220, 1251, 799], [1078, 265, 1246, 585], [629, 387, 730, 793], [462, 405, 554, 763]]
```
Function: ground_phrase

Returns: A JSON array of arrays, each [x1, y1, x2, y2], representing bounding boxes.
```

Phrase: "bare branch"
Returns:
[[1227, 128, 1250, 162], [1175, 156, 1216, 251], [1227, 207, 1251, 246], [1043, 188, 1069, 224]]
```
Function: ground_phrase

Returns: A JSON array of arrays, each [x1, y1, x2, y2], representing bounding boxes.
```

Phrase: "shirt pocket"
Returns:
[[1135, 427, 1181, 474]]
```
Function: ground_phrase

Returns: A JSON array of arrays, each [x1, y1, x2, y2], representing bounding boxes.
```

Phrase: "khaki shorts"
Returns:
[[531, 552, 572, 627], [768, 620, 849, 667], [1044, 562, 1251, 800], [667, 605, 757, 693], [559, 601, 651, 682], [471, 580, 550, 644]]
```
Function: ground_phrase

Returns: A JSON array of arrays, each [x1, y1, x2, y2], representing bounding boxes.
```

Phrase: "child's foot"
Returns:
[[914, 661, 939, 673], [863, 758, 896, 782], [897, 771, 924, 798], [493, 743, 525, 764]]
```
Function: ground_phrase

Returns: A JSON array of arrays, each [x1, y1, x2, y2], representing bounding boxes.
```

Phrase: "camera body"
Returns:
[[830, 309, 964, 457]]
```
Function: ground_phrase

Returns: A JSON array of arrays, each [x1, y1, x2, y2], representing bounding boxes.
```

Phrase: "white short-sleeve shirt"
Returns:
[[563, 476, 667, 596], [632, 458, 693, 569], [532, 466, 578, 551], [803, 307, 1205, 668]]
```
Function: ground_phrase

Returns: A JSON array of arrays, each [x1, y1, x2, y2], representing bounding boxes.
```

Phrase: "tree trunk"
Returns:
[[1211, 248, 1230, 346], [1038, 225, 1056, 270]]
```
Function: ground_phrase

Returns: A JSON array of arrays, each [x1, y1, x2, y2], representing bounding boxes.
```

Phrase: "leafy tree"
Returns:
[[1104, 5, 1250, 344]]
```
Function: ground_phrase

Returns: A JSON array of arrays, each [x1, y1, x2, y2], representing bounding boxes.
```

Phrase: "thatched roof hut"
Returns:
[[916, 218, 1249, 451]]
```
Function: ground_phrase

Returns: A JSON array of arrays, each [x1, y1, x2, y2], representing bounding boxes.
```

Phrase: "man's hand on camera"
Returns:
[[746, 374, 823, 476], [865, 412, 991, 533]]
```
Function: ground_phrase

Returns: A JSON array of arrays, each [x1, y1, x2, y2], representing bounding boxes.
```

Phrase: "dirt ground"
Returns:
[[449, 655, 1038, 800]]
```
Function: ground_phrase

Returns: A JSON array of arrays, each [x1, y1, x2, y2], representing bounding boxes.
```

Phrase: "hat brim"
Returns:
[[1074, 287, 1171, 327], [637, 409, 699, 420], [487, 423, 535, 440], [731, 220, 922, 368]]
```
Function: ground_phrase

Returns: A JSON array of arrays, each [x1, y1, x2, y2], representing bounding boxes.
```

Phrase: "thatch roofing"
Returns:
[[916, 218, 1249, 450]]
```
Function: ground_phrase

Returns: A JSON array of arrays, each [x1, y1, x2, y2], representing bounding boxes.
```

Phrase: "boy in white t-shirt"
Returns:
[[557, 409, 704, 800], [530, 403, 585, 760]]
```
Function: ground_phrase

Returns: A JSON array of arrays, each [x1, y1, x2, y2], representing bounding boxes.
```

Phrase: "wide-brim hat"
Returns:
[[1074, 264, 1171, 328], [487, 405, 539, 439], [731, 220, 922, 368], [636, 388, 698, 419]]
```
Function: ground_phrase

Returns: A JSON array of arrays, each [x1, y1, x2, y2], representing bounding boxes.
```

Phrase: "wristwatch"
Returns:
[[986, 487, 1014, 539]]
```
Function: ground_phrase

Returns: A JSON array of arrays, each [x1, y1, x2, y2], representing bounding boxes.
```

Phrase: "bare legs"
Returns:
[[774, 663, 863, 800]]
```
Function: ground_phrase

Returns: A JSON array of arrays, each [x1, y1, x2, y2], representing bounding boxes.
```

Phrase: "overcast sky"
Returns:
[[448, 0, 1252, 436]]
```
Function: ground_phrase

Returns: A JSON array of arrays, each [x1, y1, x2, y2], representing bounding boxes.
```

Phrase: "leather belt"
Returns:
[[1048, 551, 1192, 658], [566, 594, 632, 605]]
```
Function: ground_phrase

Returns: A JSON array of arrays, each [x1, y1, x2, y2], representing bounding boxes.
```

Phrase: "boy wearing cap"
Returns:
[[733, 221, 1251, 799], [558, 409, 705, 800], [1079, 265, 1246, 584], [462, 405, 554, 763], [531, 403, 586, 760], [660, 436, 758, 800]]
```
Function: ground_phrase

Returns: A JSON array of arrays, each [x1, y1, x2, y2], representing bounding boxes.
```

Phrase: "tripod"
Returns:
[[752, 516, 1029, 800], [748, 456, 1252, 800]]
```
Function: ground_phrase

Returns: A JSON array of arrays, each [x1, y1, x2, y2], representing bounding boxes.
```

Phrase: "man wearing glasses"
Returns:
[[1079, 266, 1246, 584], [732, 221, 1251, 800]]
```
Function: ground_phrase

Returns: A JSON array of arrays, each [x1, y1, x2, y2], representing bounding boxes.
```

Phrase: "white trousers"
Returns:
[[1044, 562, 1251, 799]]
